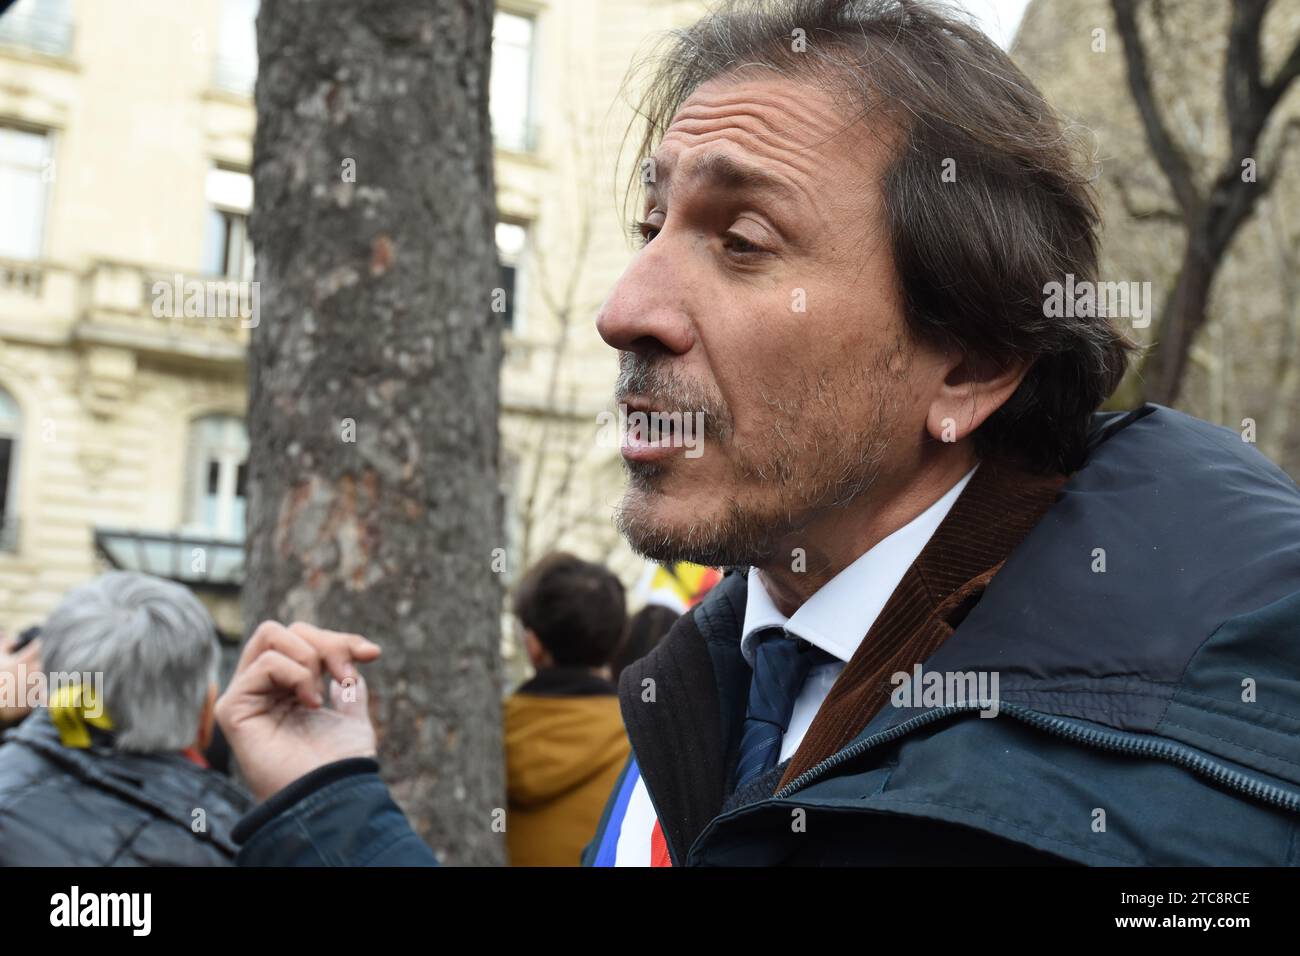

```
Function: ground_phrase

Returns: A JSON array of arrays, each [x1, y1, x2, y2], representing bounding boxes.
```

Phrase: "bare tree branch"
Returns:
[[1111, 0, 1202, 214], [1110, 172, 1183, 222], [514, 55, 607, 571], [1264, 21, 1300, 113], [1224, 0, 1269, 160], [1119, 0, 1300, 402]]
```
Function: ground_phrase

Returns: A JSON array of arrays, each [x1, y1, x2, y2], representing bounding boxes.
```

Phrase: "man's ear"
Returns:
[[925, 350, 1033, 445], [523, 628, 551, 669], [196, 682, 218, 751]]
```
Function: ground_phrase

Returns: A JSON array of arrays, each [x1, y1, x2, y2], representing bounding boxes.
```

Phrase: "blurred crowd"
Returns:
[[0, 556, 693, 866]]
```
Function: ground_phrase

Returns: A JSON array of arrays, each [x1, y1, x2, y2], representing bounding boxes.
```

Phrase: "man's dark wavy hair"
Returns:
[[622, 0, 1138, 473]]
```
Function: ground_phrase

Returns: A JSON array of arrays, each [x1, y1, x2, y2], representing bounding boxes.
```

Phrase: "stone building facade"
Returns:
[[0, 0, 707, 648]]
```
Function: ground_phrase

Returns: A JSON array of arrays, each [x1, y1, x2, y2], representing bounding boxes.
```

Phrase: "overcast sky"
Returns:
[[952, 0, 1033, 49]]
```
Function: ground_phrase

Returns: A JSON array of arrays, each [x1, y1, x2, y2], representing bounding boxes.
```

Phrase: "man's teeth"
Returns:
[[629, 412, 678, 444]]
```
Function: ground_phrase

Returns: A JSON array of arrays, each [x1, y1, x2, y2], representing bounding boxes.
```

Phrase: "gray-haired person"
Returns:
[[0, 571, 251, 865]]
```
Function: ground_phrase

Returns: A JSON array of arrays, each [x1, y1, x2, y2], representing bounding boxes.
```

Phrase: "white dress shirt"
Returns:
[[611, 462, 978, 865], [740, 463, 979, 762]]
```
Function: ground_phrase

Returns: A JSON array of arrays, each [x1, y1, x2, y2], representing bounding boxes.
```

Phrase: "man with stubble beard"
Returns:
[[216, 0, 1300, 866]]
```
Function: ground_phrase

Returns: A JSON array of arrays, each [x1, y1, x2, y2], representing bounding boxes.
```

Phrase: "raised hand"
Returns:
[[215, 620, 382, 801]]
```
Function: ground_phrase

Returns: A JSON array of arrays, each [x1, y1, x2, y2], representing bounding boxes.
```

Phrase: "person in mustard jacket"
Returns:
[[504, 553, 630, 866]]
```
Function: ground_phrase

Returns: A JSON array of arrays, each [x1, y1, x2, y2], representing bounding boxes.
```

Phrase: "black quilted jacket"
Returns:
[[0, 711, 251, 866]]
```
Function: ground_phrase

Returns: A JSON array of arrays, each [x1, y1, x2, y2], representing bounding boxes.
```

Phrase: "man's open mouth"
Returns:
[[618, 397, 701, 461], [627, 408, 678, 444]]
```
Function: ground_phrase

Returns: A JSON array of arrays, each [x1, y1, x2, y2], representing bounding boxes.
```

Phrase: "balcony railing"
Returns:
[[0, 259, 251, 364], [0, 259, 42, 295], [0, 5, 74, 57], [77, 261, 252, 366], [0, 257, 76, 334]]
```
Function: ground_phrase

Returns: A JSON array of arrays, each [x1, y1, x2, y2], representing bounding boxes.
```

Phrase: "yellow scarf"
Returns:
[[48, 683, 113, 748]]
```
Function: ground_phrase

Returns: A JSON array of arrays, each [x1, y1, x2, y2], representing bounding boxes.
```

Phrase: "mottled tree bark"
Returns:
[[245, 0, 504, 864]]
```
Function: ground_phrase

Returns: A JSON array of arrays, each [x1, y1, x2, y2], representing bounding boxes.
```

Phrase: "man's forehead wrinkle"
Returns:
[[666, 88, 849, 151], [647, 82, 885, 198], [674, 71, 899, 156], [654, 125, 822, 179], [648, 142, 823, 219], [651, 109, 845, 203], [649, 137, 865, 230]]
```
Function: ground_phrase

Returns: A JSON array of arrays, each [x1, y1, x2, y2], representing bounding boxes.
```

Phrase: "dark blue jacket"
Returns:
[[235, 405, 1300, 865]]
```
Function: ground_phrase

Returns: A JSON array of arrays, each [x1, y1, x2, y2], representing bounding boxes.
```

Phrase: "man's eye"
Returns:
[[723, 232, 765, 256], [628, 219, 659, 247]]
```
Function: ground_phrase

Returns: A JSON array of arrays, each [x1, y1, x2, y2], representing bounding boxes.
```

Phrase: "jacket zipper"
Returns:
[[773, 701, 1300, 814]]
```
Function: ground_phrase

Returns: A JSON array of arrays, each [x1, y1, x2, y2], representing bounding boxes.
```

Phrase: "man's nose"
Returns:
[[595, 244, 695, 357]]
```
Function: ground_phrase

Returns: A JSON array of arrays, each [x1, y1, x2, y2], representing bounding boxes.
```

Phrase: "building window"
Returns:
[[214, 0, 258, 95], [491, 11, 537, 153], [500, 452, 522, 582], [0, 0, 74, 57], [0, 387, 20, 552], [0, 124, 52, 261], [203, 166, 254, 280], [186, 415, 248, 541], [496, 220, 528, 333]]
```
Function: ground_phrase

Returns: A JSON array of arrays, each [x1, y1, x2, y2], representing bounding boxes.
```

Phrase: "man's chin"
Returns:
[[614, 486, 775, 569]]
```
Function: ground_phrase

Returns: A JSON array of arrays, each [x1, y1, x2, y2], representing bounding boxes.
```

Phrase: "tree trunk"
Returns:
[[245, 0, 504, 865], [1141, 234, 1217, 405]]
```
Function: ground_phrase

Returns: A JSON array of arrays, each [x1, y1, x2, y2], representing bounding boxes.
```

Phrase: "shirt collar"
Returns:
[[739, 463, 979, 667]]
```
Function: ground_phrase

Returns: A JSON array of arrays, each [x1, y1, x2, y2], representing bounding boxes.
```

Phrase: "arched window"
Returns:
[[0, 388, 20, 552], [185, 414, 248, 540]]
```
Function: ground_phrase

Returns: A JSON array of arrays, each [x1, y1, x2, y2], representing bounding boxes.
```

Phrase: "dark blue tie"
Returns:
[[734, 628, 835, 792]]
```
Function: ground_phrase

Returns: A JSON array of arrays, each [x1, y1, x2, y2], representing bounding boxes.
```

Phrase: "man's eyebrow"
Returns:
[[646, 151, 797, 204]]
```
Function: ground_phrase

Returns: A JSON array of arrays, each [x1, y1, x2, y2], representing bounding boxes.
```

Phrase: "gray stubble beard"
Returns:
[[615, 340, 908, 569]]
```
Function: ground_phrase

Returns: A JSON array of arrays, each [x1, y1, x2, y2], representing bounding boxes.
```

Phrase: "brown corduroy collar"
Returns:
[[775, 456, 1068, 790]]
